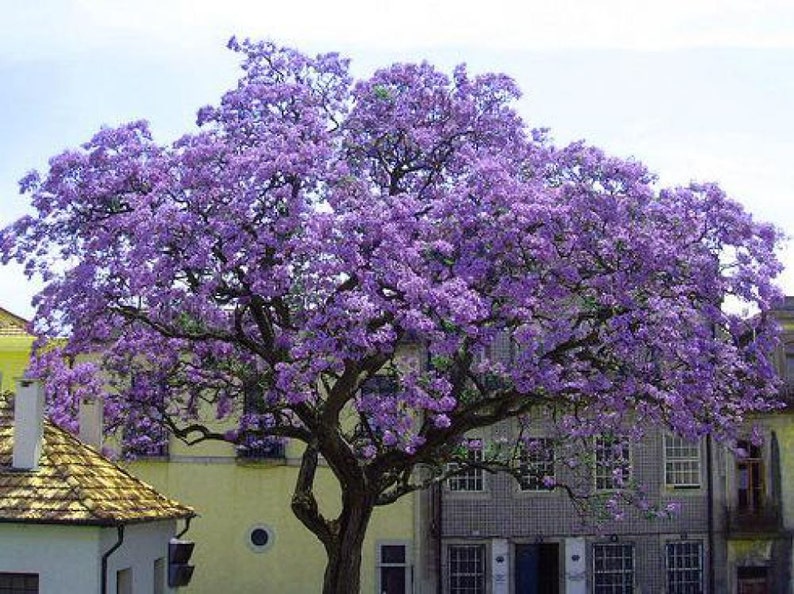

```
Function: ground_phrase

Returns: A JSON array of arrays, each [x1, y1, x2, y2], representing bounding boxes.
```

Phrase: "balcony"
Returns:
[[235, 436, 286, 462], [777, 380, 794, 408], [724, 503, 784, 538]]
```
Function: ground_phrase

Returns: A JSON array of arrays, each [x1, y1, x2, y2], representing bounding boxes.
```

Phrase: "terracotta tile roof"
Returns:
[[0, 309, 30, 337], [0, 395, 194, 525]]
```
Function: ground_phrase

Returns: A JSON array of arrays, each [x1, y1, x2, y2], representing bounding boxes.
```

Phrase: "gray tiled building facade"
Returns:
[[416, 422, 794, 593], [417, 424, 725, 593], [411, 299, 794, 593]]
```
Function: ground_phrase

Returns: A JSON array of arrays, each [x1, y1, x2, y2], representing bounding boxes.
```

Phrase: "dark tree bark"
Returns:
[[321, 491, 376, 594], [291, 440, 379, 594]]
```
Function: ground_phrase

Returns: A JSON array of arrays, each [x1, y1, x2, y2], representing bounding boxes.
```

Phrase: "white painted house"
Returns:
[[0, 381, 195, 594]]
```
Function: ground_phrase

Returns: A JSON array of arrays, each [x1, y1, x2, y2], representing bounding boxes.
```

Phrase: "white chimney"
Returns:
[[78, 397, 103, 449], [13, 380, 44, 471]]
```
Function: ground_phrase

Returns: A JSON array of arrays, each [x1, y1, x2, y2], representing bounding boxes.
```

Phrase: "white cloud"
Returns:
[[3, 0, 794, 61]]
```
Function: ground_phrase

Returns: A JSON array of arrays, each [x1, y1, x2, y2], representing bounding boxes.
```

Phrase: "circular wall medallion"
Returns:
[[247, 524, 275, 553]]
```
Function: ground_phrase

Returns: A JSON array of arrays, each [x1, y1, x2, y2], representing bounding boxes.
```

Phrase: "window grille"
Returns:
[[593, 543, 634, 594], [448, 544, 485, 594], [236, 437, 286, 459], [485, 331, 514, 365], [0, 573, 39, 594], [448, 449, 484, 492], [519, 438, 555, 491], [594, 436, 631, 490], [666, 541, 703, 594]]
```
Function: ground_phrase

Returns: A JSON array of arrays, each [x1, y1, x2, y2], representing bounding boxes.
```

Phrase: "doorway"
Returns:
[[515, 543, 560, 594]]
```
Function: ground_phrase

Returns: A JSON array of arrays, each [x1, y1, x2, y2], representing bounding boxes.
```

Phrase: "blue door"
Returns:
[[515, 544, 559, 594]]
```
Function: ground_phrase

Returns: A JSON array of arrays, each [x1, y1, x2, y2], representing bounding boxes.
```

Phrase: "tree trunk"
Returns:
[[321, 493, 375, 594], [290, 444, 378, 594]]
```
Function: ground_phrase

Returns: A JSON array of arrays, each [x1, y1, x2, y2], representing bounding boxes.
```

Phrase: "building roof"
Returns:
[[0, 308, 30, 337], [0, 395, 194, 526]]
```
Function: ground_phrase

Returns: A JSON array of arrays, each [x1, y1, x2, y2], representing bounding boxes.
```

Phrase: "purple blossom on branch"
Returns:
[[0, 38, 783, 594]]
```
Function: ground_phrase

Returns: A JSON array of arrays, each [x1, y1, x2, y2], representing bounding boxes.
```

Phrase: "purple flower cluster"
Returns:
[[0, 39, 782, 484]]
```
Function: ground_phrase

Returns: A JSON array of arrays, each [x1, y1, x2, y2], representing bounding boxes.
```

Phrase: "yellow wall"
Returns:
[[764, 413, 794, 530], [0, 318, 417, 593], [0, 335, 33, 391], [129, 458, 415, 594], [135, 345, 422, 592]]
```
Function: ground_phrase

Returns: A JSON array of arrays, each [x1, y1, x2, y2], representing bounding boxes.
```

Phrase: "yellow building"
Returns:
[[0, 307, 34, 390], [129, 442, 417, 593], [0, 307, 417, 593], [720, 298, 794, 594]]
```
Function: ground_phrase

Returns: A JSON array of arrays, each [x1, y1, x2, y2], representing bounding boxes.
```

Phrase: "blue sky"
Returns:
[[1, 0, 793, 318]]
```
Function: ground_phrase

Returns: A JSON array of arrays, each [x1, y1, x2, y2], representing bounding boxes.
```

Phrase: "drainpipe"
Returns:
[[706, 313, 718, 594], [425, 345, 445, 594], [176, 517, 192, 539], [101, 525, 125, 594], [706, 435, 715, 594], [435, 482, 443, 594]]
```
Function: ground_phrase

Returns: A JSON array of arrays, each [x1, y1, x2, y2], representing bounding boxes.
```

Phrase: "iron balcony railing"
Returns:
[[724, 503, 784, 537], [236, 439, 286, 460]]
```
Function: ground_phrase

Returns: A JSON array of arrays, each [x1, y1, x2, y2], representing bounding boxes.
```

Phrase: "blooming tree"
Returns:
[[1, 39, 782, 594]]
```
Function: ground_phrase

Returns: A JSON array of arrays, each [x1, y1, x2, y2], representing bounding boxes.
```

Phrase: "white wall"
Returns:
[[0, 523, 101, 593], [102, 520, 180, 594], [0, 519, 180, 594]]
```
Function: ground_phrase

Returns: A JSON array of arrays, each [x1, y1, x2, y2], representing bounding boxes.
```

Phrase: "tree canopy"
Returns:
[[1, 39, 783, 593]]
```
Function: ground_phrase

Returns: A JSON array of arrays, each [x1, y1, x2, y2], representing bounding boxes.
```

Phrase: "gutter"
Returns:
[[176, 516, 192, 539], [706, 435, 715, 594], [435, 483, 443, 594], [101, 525, 125, 594]]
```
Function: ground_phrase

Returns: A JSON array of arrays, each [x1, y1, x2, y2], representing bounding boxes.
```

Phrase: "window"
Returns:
[[123, 377, 169, 457], [666, 541, 703, 593], [476, 331, 515, 390], [737, 566, 769, 594], [153, 558, 165, 594], [736, 440, 764, 513], [785, 353, 794, 381], [236, 381, 286, 460], [377, 542, 410, 594], [448, 544, 485, 594], [122, 418, 169, 457], [236, 436, 286, 459], [0, 573, 38, 594], [595, 436, 631, 490], [518, 438, 555, 491], [361, 375, 398, 397], [784, 353, 794, 400], [358, 374, 399, 439], [485, 330, 515, 365], [116, 568, 132, 594], [664, 435, 701, 488], [593, 543, 634, 594], [448, 449, 484, 492], [247, 524, 276, 553]]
